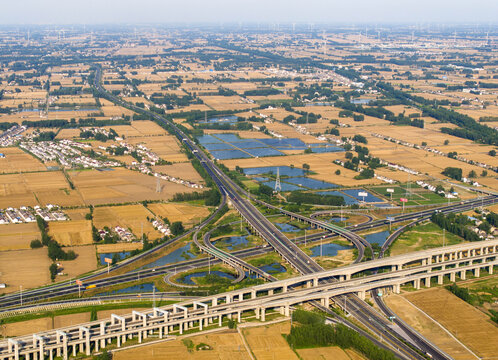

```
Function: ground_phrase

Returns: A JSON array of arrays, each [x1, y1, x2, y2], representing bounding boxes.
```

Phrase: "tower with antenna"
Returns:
[[274, 167, 281, 192]]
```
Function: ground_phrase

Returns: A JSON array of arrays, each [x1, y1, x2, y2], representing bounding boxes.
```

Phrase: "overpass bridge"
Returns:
[[1, 240, 496, 360]]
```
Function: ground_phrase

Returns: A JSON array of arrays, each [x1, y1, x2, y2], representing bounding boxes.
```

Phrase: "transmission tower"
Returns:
[[275, 167, 282, 192]]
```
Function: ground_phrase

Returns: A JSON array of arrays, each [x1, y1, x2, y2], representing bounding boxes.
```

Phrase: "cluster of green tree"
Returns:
[[342, 145, 381, 179], [485, 212, 498, 227], [288, 191, 345, 206], [243, 88, 281, 96], [49, 86, 83, 96], [421, 106, 498, 145], [35, 216, 77, 280], [106, 146, 127, 156], [22, 119, 68, 128], [479, 116, 498, 122], [149, 93, 202, 109], [80, 128, 118, 142], [0, 122, 19, 130], [446, 283, 472, 302], [431, 212, 480, 242], [442, 167, 463, 181], [217, 87, 237, 96], [287, 310, 397, 360], [325, 128, 340, 136], [293, 83, 337, 101], [172, 189, 221, 206], [33, 131, 56, 142], [352, 134, 367, 144], [335, 100, 423, 128]]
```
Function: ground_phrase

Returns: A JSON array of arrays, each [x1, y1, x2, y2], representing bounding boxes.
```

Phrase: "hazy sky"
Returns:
[[2, 0, 497, 24]]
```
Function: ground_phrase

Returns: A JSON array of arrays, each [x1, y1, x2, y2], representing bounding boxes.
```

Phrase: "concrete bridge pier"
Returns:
[[425, 277, 431, 288], [460, 270, 466, 280], [393, 283, 401, 294], [218, 314, 223, 327], [450, 272, 456, 282], [414, 279, 420, 290], [489, 265, 494, 274], [261, 308, 266, 322], [474, 267, 480, 277], [7, 339, 19, 360], [357, 291, 366, 300], [438, 275, 444, 285]]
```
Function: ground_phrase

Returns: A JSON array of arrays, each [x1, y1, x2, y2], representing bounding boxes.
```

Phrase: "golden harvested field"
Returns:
[[199, 95, 254, 111], [114, 330, 251, 360], [64, 208, 90, 221], [0, 147, 46, 173], [35, 189, 85, 207], [96, 242, 142, 253], [127, 135, 187, 162], [152, 162, 204, 183], [242, 322, 298, 360], [404, 288, 498, 358], [55, 128, 82, 139], [222, 152, 383, 187], [93, 204, 162, 239], [0, 171, 73, 208], [0, 248, 51, 294], [1, 312, 92, 337], [48, 220, 93, 246], [297, 347, 362, 360], [0, 223, 40, 251], [148, 202, 210, 225], [58, 245, 98, 278], [385, 294, 475, 360], [69, 167, 196, 205]]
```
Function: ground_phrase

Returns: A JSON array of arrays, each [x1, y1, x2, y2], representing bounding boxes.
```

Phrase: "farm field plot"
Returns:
[[0, 223, 40, 251], [64, 208, 90, 221], [1, 313, 92, 337], [93, 204, 162, 240], [127, 135, 187, 162], [0, 147, 46, 173], [35, 189, 85, 207], [0, 248, 51, 294], [404, 288, 498, 359], [69, 168, 196, 205], [96, 242, 142, 253], [148, 202, 210, 226], [114, 330, 251, 360], [152, 162, 204, 183], [242, 321, 298, 360], [58, 245, 98, 278], [199, 95, 253, 111], [48, 220, 93, 246], [0, 171, 71, 208], [297, 347, 364, 360], [385, 294, 475, 360], [129, 120, 169, 136], [55, 128, 83, 139], [222, 153, 382, 187]]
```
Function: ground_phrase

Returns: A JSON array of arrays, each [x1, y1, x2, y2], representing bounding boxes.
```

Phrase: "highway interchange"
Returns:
[[1, 67, 496, 359]]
